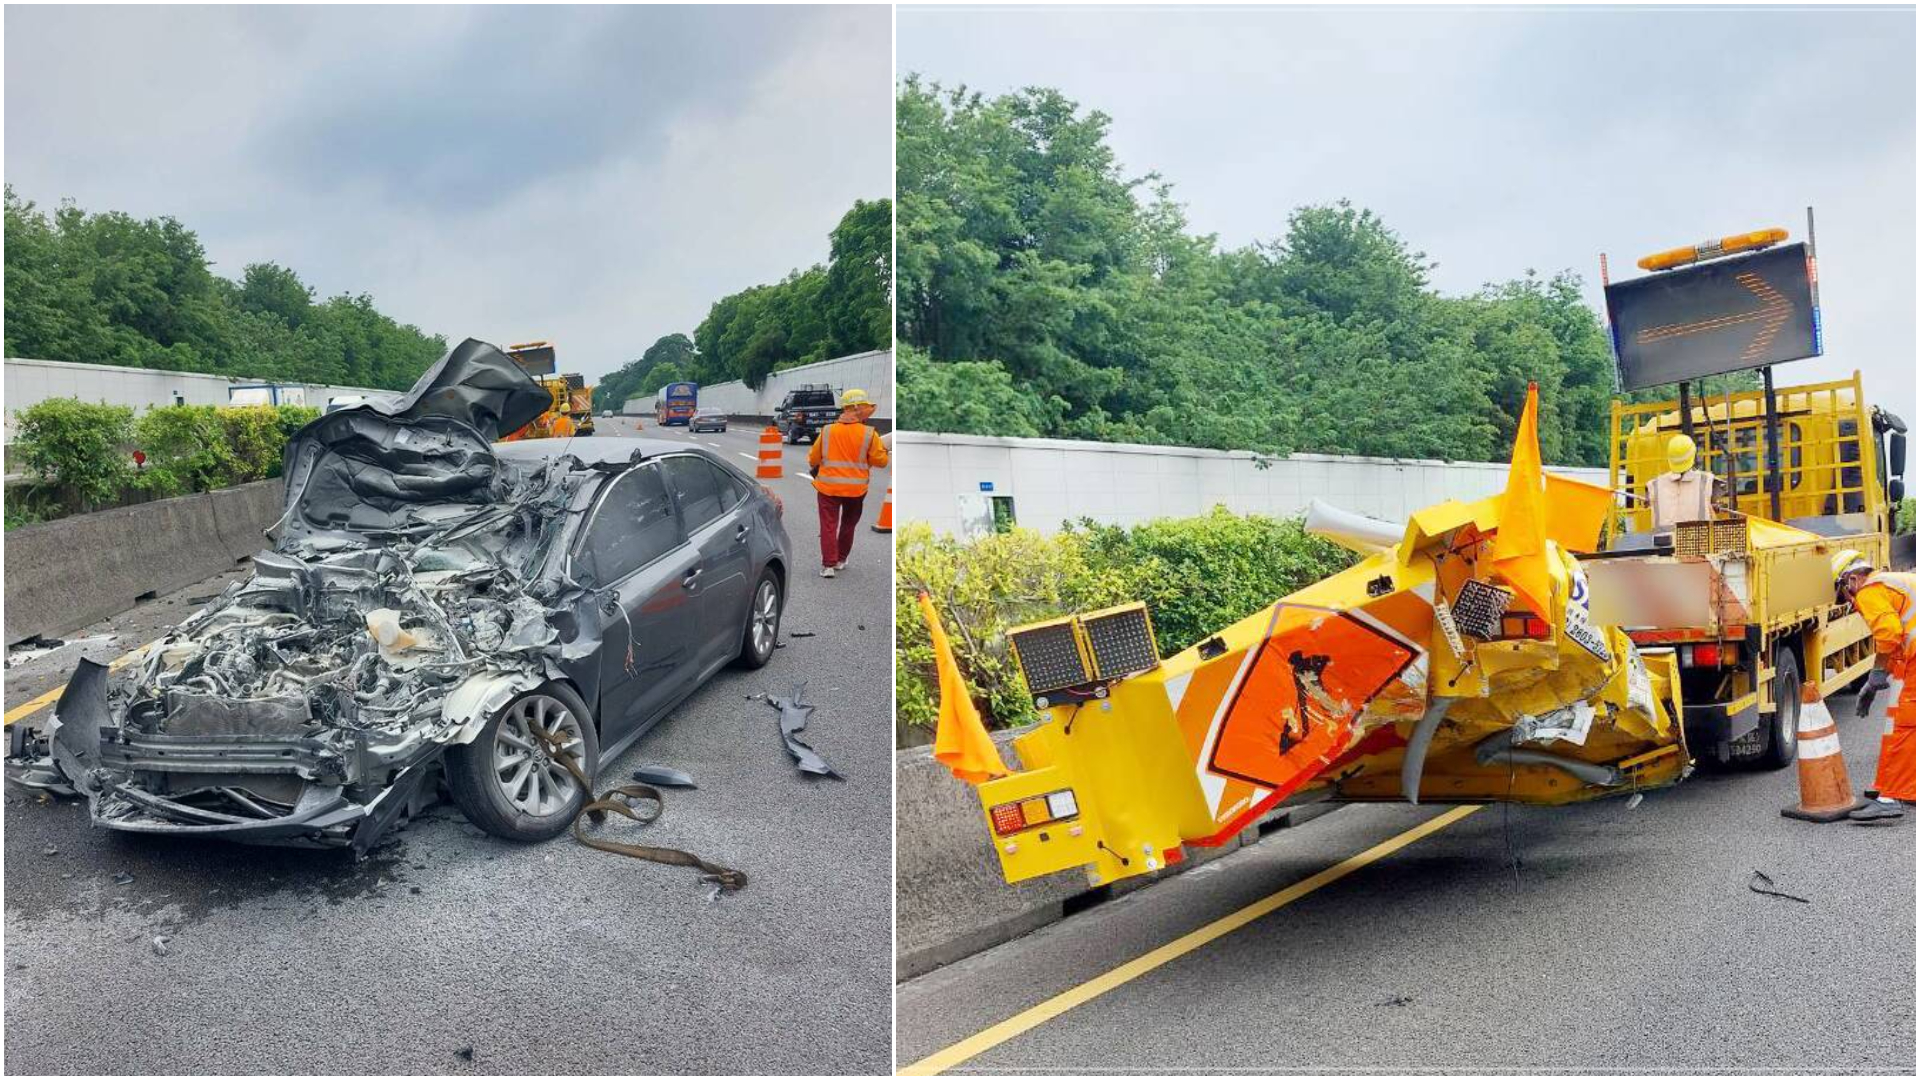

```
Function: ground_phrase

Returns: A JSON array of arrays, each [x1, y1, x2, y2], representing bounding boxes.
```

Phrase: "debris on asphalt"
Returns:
[[1748, 869, 1810, 904], [454, 1046, 474, 1062], [765, 683, 843, 780], [1624, 793, 1644, 811], [111, 871, 135, 886], [1375, 995, 1414, 1007], [632, 764, 697, 788], [41, 845, 58, 856], [151, 936, 170, 956], [787, 630, 817, 638]]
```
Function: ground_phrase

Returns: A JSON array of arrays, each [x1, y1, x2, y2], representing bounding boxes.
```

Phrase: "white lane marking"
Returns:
[[738, 453, 758, 462]]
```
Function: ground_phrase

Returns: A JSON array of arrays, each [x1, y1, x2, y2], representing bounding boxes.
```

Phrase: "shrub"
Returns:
[[11, 397, 136, 512], [894, 507, 1356, 741], [274, 404, 320, 448], [132, 405, 235, 497], [217, 405, 289, 483], [1898, 496, 1915, 536]]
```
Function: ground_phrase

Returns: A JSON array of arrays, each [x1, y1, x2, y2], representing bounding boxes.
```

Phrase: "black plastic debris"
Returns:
[[1748, 869, 1810, 904], [765, 683, 843, 780], [1375, 995, 1414, 1007], [787, 631, 818, 638], [455, 1047, 475, 1062], [632, 764, 697, 789]]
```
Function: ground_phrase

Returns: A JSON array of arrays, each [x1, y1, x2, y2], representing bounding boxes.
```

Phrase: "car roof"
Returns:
[[491, 436, 706, 467]]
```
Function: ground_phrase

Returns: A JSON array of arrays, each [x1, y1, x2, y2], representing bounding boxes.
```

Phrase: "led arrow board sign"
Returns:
[[1605, 241, 1820, 392]]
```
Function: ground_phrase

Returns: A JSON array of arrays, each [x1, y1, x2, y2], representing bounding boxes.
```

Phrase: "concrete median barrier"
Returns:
[[895, 727, 1337, 979], [4, 478, 283, 646]]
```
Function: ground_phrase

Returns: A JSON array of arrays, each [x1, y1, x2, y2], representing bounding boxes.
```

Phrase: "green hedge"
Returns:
[[6, 399, 319, 525], [894, 507, 1355, 743], [1898, 496, 1915, 536]]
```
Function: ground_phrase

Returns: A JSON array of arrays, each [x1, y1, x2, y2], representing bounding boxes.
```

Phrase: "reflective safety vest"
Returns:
[[1859, 571, 1917, 666], [812, 421, 878, 497]]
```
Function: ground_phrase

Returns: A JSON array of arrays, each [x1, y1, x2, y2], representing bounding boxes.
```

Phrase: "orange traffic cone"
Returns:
[[1782, 682, 1868, 822], [871, 486, 893, 533], [756, 426, 784, 479]]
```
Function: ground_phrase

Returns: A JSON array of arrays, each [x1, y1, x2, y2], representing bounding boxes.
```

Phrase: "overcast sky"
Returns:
[[902, 5, 1917, 473], [5, 4, 891, 384]]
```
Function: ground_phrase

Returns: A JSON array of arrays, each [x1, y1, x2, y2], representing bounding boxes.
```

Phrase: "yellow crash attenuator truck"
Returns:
[[1591, 371, 1905, 767]]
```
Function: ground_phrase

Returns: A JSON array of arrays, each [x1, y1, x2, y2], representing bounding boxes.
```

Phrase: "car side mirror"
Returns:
[[1890, 432, 1908, 478], [1890, 477, 1906, 504]]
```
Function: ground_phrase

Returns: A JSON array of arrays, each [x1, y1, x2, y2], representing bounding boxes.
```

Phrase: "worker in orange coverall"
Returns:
[[1833, 550, 1915, 822]]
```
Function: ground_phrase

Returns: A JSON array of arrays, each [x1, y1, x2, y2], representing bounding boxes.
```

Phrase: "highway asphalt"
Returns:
[[898, 690, 1916, 1074], [3, 417, 893, 1074]]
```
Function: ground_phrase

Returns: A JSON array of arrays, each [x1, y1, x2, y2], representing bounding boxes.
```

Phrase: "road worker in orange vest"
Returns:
[[808, 387, 888, 578], [1833, 549, 1915, 821]]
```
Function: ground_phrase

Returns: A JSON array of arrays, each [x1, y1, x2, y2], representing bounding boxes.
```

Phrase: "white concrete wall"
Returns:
[[895, 431, 1610, 538], [627, 349, 893, 420], [4, 357, 384, 441]]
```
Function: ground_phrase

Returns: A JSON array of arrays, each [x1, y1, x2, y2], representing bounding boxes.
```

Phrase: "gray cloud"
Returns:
[[6, 4, 891, 383], [901, 6, 1916, 473]]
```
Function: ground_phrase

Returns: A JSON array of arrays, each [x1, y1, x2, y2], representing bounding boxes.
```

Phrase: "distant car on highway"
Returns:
[[690, 410, 729, 433], [8, 340, 793, 854]]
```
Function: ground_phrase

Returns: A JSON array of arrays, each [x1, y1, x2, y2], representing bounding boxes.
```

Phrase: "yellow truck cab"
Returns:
[[1591, 373, 1906, 767]]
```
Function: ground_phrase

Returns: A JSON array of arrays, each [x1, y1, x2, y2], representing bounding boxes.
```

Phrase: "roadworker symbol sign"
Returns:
[[1207, 604, 1418, 797]]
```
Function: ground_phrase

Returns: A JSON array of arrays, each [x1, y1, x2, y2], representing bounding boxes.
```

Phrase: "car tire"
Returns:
[[445, 681, 600, 841], [732, 569, 783, 669], [1754, 645, 1802, 771]]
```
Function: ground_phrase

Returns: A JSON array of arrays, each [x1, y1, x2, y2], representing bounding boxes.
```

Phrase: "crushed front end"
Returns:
[[6, 339, 597, 854]]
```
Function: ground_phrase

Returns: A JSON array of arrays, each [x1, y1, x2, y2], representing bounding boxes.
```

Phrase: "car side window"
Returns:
[[579, 463, 681, 584], [662, 455, 727, 534], [714, 465, 752, 512]]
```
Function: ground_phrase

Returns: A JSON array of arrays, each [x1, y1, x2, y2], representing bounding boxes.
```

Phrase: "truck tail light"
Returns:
[[989, 789, 1079, 836], [1689, 643, 1725, 667]]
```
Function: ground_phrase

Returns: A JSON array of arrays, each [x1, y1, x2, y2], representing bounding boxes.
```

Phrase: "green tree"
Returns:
[[894, 79, 1627, 467], [3, 189, 446, 391]]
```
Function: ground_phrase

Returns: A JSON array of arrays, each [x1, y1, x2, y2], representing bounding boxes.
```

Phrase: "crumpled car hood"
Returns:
[[273, 338, 552, 544]]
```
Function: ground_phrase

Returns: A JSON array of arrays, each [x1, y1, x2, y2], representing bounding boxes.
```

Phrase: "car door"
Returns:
[[660, 453, 754, 669], [571, 462, 700, 745]]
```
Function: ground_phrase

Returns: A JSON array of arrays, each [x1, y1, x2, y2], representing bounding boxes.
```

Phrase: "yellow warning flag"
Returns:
[[1542, 472, 1616, 554], [1490, 383, 1553, 617], [918, 592, 1009, 785]]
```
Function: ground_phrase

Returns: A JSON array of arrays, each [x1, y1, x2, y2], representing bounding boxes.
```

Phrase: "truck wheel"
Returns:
[[1755, 646, 1802, 771], [445, 682, 599, 841]]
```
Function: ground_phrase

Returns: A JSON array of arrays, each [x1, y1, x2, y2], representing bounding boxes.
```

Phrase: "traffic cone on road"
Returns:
[[756, 426, 784, 479], [871, 486, 893, 533], [1782, 682, 1868, 822]]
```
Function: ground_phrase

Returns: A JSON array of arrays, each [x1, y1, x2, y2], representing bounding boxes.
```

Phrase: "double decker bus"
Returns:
[[655, 381, 698, 426]]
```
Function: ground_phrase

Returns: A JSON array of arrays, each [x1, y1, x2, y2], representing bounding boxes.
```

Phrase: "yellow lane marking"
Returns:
[[4, 640, 160, 726], [898, 804, 1483, 1076]]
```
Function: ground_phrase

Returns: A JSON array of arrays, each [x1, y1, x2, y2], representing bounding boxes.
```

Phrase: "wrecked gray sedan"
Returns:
[[7, 339, 793, 854]]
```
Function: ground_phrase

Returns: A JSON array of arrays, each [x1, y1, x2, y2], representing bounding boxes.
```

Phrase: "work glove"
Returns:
[[1856, 669, 1891, 718]]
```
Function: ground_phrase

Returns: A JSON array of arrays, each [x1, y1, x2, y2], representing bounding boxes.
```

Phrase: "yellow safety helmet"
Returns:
[[1665, 433, 1697, 475], [840, 387, 873, 408], [1831, 548, 1873, 585]]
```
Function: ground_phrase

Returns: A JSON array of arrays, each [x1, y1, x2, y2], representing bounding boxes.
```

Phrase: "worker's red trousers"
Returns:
[[1871, 657, 1916, 803], [816, 491, 867, 567]]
